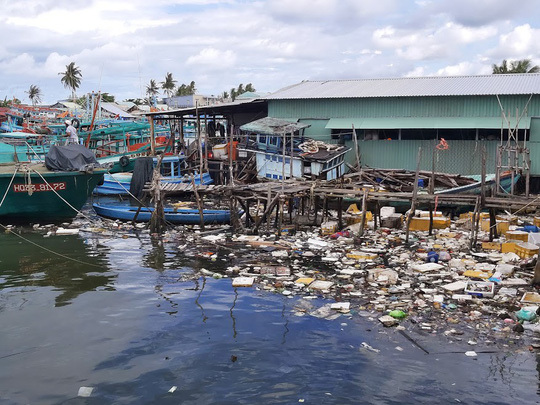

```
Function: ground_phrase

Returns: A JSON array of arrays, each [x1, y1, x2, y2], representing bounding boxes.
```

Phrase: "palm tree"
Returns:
[[492, 59, 540, 74], [160, 72, 177, 98], [25, 85, 42, 106], [245, 83, 256, 93], [59, 62, 82, 101], [146, 79, 159, 97]]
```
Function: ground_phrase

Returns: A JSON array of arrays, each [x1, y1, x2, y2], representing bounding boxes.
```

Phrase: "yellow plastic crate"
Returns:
[[482, 242, 501, 251], [347, 251, 378, 260], [534, 217, 540, 227], [506, 231, 529, 242], [515, 242, 540, 258], [321, 221, 338, 235], [501, 242, 516, 253], [463, 270, 493, 279], [409, 217, 450, 231]]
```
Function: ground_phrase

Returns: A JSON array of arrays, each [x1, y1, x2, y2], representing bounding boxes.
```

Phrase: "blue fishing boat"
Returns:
[[92, 203, 233, 225], [93, 155, 213, 195]]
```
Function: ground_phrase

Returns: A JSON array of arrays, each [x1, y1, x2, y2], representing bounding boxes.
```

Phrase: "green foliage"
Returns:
[[228, 83, 256, 101], [59, 62, 83, 101], [101, 92, 115, 102], [160, 72, 177, 98], [124, 98, 145, 105], [175, 81, 196, 96], [492, 59, 540, 74], [25, 84, 42, 106], [146, 79, 159, 97]]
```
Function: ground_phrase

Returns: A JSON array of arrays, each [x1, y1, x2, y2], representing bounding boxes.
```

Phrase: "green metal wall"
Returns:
[[355, 139, 497, 175], [268, 95, 540, 175]]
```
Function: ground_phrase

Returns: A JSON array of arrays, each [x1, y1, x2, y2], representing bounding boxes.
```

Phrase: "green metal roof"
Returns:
[[325, 117, 531, 130]]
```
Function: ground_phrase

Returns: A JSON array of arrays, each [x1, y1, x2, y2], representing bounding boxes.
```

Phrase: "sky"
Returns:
[[1, 0, 539, 105]]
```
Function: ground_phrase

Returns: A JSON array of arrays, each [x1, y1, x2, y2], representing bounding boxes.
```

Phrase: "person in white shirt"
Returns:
[[64, 120, 79, 145]]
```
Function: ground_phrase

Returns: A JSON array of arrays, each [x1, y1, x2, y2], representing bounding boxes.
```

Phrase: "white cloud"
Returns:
[[0, 0, 538, 103]]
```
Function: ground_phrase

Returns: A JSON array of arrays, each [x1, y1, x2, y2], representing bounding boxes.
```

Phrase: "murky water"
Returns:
[[0, 221, 539, 404]]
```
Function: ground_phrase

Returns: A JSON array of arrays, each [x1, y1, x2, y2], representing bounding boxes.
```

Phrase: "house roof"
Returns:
[[100, 102, 135, 118], [265, 74, 540, 99]]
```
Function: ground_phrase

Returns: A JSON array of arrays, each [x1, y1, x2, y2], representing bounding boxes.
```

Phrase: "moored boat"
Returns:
[[0, 163, 105, 222], [92, 203, 234, 225]]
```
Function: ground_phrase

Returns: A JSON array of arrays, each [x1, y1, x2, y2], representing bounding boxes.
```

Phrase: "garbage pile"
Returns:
[[185, 205, 540, 349]]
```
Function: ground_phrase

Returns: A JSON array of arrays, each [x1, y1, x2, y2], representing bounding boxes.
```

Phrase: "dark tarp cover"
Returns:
[[129, 157, 154, 198], [45, 144, 98, 171]]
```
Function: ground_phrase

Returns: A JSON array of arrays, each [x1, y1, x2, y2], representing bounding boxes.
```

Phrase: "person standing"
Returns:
[[64, 119, 79, 145]]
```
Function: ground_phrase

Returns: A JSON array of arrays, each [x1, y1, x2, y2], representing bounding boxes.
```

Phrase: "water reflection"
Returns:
[[195, 277, 208, 323], [0, 231, 113, 307]]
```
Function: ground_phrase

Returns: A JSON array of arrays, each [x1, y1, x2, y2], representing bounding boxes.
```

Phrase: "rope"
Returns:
[[31, 168, 96, 223], [298, 140, 340, 154], [0, 167, 18, 208], [0, 223, 102, 268]]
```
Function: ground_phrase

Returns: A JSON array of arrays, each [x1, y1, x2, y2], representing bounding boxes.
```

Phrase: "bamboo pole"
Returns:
[[405, 147, 422, 244], [352, 124, 360, 170]]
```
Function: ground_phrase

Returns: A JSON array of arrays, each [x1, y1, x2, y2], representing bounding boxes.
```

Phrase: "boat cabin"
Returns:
[[240, 117, 350, 181]]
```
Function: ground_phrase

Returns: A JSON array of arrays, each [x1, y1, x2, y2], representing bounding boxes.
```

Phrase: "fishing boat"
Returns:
[[435, 172, 520, 195], [93, 155, 213, 195], [0, 163, 105, 222], [92, 203, 233, 225]]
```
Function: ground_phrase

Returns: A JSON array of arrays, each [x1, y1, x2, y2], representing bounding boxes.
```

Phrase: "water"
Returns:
[[0, 225, 539, 404]]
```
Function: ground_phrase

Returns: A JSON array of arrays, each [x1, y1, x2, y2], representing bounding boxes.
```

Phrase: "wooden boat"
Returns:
[[435, 172, 520, 195], [92, 203, 233, 225], [0, 163, 105, 222], [93, 155, 213, 195]]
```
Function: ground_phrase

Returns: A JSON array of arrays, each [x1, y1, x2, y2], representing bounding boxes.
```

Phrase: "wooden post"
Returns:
[[196, 101, 204, 178], [277, 196, 283, 238], [352, 124, 360, 170], [469, 196, 481, 250], [337, 197, 343, 230], [405, 147, 422, 244], [359, 189, 368, 236], [429, 141, 435, 235], [489, 207, 498, 241], [480, 146, 486, 207], [149, 116, 156, 155], [192, 175, 205, 231]]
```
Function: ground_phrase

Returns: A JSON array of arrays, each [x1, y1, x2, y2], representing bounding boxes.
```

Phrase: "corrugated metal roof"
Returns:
[[240, 117, 310, 134], [100, 102, 135, 118], [326, 117, 531, 129], [265, 74, 540, 99]]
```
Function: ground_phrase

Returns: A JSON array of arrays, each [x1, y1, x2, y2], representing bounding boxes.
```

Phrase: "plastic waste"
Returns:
[[426, 250, 439, 263], [515, 308, 537, 322], [389, 310, 407, 319]]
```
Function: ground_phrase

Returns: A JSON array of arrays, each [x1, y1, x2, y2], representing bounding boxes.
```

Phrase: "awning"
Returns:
[[325, 117, 531, 130], [240, 117, 310, 135]]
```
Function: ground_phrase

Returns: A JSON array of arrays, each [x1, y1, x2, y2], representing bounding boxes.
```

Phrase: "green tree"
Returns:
[[101, 92, 115, 102], [492, 58, 540, 74], [25, 84, 42, 106], [222, 91, 229, 100], [230, 88, 237, 101], [245, 83, 256, 92], [236, 83, 244, 94], [188, 80, 196, 94], [59, 62, 82, 101], [160, 72, 177, 98]]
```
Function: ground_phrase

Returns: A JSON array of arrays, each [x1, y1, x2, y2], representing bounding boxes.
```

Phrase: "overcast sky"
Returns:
[[1, 0, 539, 104]]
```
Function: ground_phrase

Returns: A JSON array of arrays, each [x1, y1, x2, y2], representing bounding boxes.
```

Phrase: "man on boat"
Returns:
[[64, 119, 79, 145]]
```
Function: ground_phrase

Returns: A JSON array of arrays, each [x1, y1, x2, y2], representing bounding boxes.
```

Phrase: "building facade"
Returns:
[[264, 74, 540, 177]]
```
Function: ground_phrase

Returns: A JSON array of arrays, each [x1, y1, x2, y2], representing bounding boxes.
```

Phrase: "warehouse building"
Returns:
[[264, 74, 540, 179]]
